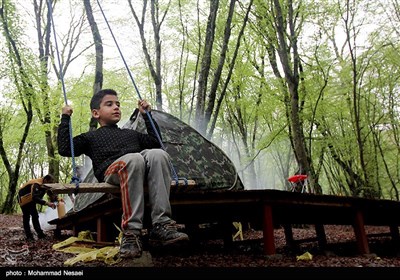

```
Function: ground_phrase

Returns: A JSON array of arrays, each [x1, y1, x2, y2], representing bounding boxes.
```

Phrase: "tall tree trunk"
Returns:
[[207, 0, 253, 139], [84, 0, 103, 131], [34, 0, 59, 178], [195, 0, 218, 135], [264, 0, 320, 193], [0, 2, 34, 213], [129, 0, 168, 110]]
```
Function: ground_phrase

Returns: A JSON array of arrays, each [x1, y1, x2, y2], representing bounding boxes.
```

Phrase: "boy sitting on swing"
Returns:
[[57, 88, 189, 258]]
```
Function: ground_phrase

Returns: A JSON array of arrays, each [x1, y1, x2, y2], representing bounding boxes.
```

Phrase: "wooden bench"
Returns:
[[46, 187, 400, 256]]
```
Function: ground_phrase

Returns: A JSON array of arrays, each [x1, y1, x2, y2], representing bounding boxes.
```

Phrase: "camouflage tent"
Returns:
[[72, 109, 244, 212]]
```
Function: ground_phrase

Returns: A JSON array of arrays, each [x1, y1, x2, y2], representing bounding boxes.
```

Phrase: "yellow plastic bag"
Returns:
[[53, 230, 121, 266], [63, 246, 120, 266], [52, 231, 95, 250], [296, 251, 313, 261]]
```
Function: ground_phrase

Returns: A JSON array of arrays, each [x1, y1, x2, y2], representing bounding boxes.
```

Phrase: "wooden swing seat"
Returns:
[[43, 179, 197, 195]]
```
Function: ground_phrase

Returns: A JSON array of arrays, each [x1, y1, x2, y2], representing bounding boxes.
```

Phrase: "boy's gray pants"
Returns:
[[104, 149, 172, 233]]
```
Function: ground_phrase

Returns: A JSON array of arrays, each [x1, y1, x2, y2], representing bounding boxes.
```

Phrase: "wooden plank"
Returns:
[[43, 179, 197, 194], [353, 209, 369, 254], [282, 224, 297, 251], [315, 223, 327, 249], [263, 204, 275, 255], [43, 182, 120, 194], [97, 217, 107, 243]]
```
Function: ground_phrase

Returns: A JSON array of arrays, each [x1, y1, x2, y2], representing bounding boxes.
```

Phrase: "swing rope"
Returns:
[[96, 0, 187, 187], [47, 0, 80, 194]]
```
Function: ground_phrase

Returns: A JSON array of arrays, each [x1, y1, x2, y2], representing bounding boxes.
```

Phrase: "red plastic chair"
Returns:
[[288, 174, 308, 193]]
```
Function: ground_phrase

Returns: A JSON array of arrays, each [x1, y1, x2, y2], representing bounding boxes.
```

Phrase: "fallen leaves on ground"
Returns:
[[1, 214, 400, 268]]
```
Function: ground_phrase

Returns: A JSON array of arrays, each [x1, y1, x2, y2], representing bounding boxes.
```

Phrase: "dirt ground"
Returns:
[[1, 213, 400, 278]]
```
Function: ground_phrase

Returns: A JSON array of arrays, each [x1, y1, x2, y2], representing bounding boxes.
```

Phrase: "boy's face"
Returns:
[[92, 94, 121, 126]]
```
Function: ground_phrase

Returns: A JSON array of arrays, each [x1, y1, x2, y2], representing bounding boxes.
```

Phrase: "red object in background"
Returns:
[[288, 174, 308, 183]]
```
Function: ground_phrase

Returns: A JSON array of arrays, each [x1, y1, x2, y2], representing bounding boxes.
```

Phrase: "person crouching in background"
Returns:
[[17, 174, 57, 241]]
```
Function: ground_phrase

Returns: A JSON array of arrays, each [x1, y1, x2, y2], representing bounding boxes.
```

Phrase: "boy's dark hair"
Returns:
[[90, 89, 118, 110]]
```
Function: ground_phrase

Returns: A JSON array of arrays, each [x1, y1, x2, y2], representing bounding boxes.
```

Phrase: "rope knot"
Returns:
[[173, 177, 188, 187], [70, 176, 81, 195]]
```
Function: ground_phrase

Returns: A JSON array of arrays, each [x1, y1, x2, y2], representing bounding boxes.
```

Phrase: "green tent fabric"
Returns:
[[71, 109, 244, 212]]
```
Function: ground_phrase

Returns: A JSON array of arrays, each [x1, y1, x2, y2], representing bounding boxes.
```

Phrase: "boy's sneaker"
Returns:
[[149, 221, 189, 246], [119, 230, 142, 258]]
